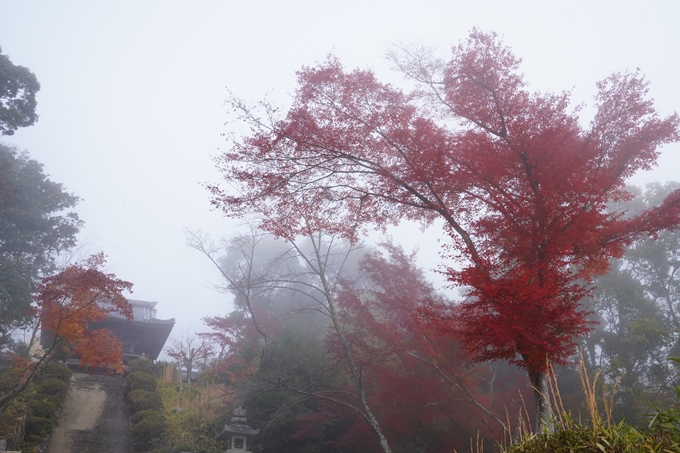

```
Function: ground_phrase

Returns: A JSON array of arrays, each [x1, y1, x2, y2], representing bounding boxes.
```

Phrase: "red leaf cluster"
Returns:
[[37, 253, 133, 373]]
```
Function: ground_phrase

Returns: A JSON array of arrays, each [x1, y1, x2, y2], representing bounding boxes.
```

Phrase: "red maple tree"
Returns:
[[209, 30, 680, 429], [330, 243, 510, 450], [0, 253, 133, 409]]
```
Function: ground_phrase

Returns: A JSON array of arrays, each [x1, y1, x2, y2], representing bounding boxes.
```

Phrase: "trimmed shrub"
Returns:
[[128, 358, 157, 376], [25, 399, 59, 419], [131, 409, 165, 426], [126, 371, 157, 392], [0, 361, 71, 453], [24, 415, 54, 438], [34, 362, 72, 383], [131, 415, 166, 451], [0, 368, 20, 395], [127, 389, 163, 412], [18, 363, 71, 452], [33, 377, 69, 401]]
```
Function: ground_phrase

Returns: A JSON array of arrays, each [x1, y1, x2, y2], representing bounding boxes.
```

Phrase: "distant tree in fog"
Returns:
[[0, 47, 40, 136], [0, 143, 81, 348]]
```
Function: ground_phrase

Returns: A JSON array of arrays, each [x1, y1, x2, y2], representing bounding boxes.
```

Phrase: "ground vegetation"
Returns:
[[0, 362, 71, 452]]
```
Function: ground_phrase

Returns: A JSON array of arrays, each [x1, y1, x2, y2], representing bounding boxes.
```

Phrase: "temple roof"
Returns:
[[95, 299, 174, 360], [42, 298, 175, 362]]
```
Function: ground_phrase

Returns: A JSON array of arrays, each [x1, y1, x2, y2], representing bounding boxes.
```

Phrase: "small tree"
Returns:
[[167, 331, 212, 384], [0, 253, 133, 410]]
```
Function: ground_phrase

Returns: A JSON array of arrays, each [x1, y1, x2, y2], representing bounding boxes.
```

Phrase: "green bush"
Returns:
[[15, 362, 72, 452], [125, 364, 166, 451], [129, 358, 157, 376], [128, 389, 163, 412], [33, 377, 69, 401], [131, 415, 166, 451], [131, 409, 165, 426], [0, 362, 71, 453], [126, 371, 157, 392], [25, 399, 59, 419], [34, 362, 72, 383], [0, 368, 21, 394], [24, 415, 55, 438], [130, 408, 166, 451]]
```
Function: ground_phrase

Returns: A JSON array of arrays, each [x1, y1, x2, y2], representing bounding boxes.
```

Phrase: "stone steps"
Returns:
[[46, 373, 131, 453]]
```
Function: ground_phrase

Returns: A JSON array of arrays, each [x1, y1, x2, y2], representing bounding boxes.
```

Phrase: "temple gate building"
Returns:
[[95, 299, 175, 362], [41, 298, 175, 365]]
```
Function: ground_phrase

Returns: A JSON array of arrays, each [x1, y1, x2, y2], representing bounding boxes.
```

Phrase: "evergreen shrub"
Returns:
[[33, 377, 69, 400], [127, 371, 157, 392], [130, 409, 167, 451], [16, 362, 71, 453], [129, 358, 158, 376], [35, 362, 72, 383], [131, 409, 165, 426], [127, 389, 163, 412]]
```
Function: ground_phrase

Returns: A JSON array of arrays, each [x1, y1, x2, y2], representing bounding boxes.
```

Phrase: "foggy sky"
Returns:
[[1, 0, 678, 356]]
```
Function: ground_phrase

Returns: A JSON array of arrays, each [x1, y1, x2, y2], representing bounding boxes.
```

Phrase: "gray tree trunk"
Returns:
[[304, 235, 394, 453], [528, 369, 553, 433]]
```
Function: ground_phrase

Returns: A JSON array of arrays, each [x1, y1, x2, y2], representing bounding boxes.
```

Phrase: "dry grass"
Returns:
[[494, 355, 680, 453]]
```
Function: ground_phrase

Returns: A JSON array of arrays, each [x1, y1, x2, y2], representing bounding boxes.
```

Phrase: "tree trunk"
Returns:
[[325, 295, 393, 453], [186, 362, 193, 384], [304, 234, 394, 453], [528, 369, 553, 433]]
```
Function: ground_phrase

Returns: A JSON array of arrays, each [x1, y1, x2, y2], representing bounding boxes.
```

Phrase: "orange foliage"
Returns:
[[37, 253, 133, 373]]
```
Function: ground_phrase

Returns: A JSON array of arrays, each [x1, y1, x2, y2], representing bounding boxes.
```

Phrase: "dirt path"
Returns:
[[46, 373, 131, 453]]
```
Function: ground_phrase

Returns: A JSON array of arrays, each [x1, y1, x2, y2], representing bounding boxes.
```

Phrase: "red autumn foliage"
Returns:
[[326, 243, 510, 451], [0, 253, 132, 410], [199, 312, 262, 383], [201, 314, 245, 360], [199, 239, 532, 450], [209, 30, 680, 384], [38, 252, 133, 373]]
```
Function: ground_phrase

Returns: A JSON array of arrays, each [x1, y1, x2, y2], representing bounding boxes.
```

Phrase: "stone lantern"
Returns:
[[217, 407, 259, 452]]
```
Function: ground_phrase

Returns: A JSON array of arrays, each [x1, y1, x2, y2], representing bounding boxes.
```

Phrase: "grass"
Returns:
[[145, 379, 233, 453], [497, 359, 680, 453]]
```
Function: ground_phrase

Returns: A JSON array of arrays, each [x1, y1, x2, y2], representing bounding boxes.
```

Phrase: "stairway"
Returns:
[[46, 372, 131, 453]]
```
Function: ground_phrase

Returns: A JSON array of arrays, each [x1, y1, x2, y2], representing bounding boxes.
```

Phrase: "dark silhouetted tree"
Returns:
[[0, 143, 81, 347]]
